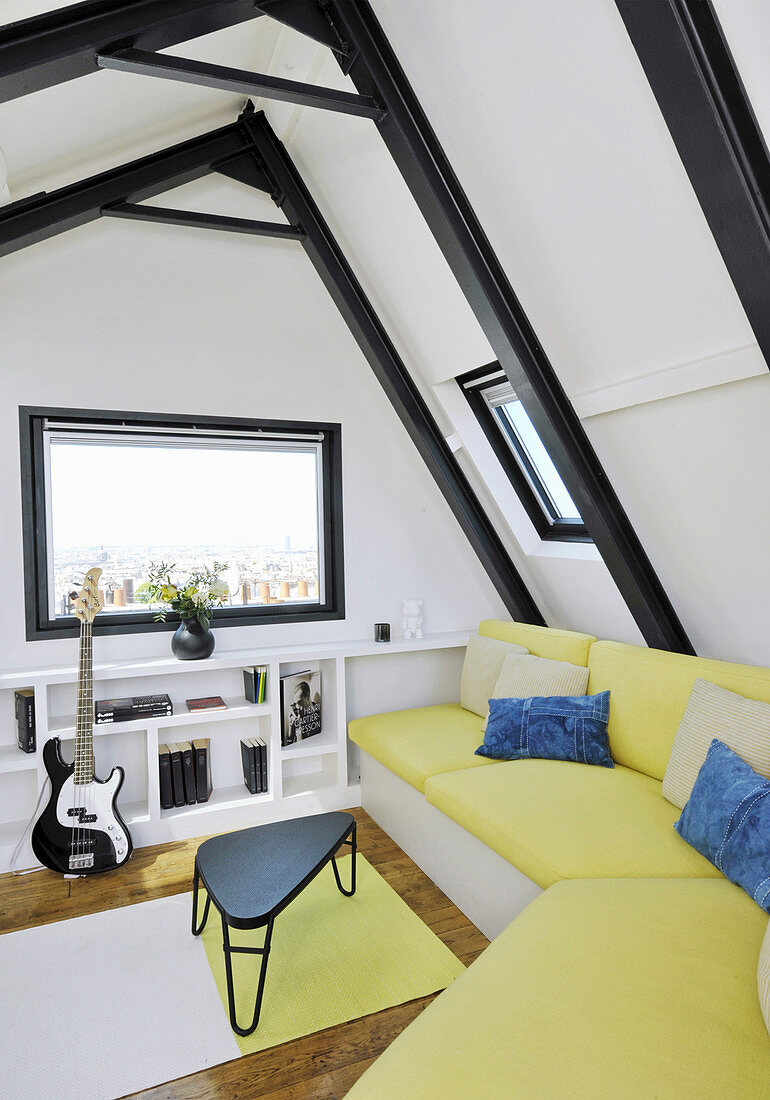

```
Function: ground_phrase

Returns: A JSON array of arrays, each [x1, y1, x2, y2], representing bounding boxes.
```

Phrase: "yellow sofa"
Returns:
[[348, 878, 770, 1098], [347, 621, 770, 1096]]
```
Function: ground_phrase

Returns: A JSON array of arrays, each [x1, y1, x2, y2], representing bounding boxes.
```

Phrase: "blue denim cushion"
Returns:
[[675, 738, 770, 913], [475, 691, 613, 768]]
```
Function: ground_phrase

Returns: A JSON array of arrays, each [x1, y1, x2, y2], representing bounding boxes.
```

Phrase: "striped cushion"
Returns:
[[662, 679, 770, 809], [460, 634, 529, 718], [759, 920, 770, 1036], [484, 653, 590, 729]]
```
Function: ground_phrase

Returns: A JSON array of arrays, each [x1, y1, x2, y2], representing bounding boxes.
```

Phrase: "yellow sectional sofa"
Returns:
[[348, 878, 770, 1098], [347, 621, 770, 1096]]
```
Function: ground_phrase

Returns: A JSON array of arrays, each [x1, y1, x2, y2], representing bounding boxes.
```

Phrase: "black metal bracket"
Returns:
[[97, 48, 385, 120], [102, 201, 305, 240]]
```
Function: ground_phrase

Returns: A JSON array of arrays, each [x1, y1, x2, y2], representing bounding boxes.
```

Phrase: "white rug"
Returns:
[[0, 893, 239, 1099]]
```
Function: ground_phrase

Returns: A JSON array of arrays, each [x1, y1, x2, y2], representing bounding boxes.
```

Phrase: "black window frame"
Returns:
[[19, 405, 345, 640], [458, 364, 590, 542]]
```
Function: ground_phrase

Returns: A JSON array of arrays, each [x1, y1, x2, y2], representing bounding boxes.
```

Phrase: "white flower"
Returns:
[[210, 578, 229, 599]]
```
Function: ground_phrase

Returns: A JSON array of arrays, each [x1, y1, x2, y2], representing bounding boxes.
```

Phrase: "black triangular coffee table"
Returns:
[[191, 811, 357, 1036]]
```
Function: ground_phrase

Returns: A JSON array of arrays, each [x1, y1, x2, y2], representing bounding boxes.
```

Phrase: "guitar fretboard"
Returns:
[[74, 618, 94, 784]]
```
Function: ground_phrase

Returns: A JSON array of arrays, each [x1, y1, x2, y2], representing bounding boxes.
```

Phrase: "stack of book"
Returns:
[[240, 737, 268, 794], [14, 689, 35, 754], [96, 694, 173, 724], [243, 666, 268, 704], [158, 739, 212, 809]]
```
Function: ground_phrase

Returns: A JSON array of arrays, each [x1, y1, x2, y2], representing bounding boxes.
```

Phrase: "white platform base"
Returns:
[[360, 753, 541, 940]]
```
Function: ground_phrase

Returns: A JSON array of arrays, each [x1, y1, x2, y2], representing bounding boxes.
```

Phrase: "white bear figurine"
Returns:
[[402, 598, 423, 640]]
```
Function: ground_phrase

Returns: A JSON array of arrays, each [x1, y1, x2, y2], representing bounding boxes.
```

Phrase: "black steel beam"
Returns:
[[0, 1, 267, 103], [0, 121, 248, 258], [97, 48, 384, 120], [312, 0, 693, 653], [102, 201, 305, 239], [234, 109, 545, 624], [615, 0, 770, 372]]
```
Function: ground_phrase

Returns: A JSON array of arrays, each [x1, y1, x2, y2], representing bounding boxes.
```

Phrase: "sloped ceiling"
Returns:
[[6, 0, 770, 661]]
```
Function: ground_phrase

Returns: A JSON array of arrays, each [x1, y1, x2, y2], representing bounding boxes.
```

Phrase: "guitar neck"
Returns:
[[74, 618, 94, 784]]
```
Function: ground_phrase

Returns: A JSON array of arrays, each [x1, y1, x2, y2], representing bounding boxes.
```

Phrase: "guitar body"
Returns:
[[31, 737, 133, 875]]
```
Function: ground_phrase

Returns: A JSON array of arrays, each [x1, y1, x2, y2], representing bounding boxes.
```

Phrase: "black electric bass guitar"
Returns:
[[32, 567, 133, 875]]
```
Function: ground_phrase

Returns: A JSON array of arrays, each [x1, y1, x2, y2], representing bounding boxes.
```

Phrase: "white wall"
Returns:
[[0, 173, 507, 673]]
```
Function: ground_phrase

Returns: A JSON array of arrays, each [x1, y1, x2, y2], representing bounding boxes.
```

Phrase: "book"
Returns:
[[242, 667, 257, 704], [243, 666, 268, 704], [256, 665, 268, 703], [168, 742, 185, 807], [280, 669, 322, 746], [14, 689, 35, 753], [240, 738, 258, 794], [186, 696, 227, 712], [256, 736, 268, 793], [192, 738, 212, 803], [249, 737, 263, 794], [181, 741, 197, 805], [95, 694, 172, 723], [158, 744, 173, 810]]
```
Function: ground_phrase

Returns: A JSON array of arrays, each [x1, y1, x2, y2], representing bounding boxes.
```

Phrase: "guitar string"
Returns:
[[72, 609, 82, 868], [85, 615, 92, 864]]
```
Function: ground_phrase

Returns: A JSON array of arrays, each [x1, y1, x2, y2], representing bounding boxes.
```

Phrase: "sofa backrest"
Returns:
[[479, 620, 596, 667], [588, 641, 770, 779]]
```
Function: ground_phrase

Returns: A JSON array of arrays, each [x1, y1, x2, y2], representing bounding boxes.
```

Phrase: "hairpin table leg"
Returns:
[[191, 864, 211, 936], [221, 913, 275, 1037], [331, 823, 357, 897]]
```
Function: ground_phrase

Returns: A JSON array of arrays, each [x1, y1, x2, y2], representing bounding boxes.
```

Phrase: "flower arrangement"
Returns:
[[145, 561, 230, 630]]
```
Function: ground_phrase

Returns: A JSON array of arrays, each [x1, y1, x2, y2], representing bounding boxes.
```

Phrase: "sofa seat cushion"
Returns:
[[424, 758, 721, 887], [346, 878, 770, 1099], [348, 704, 493, 793]]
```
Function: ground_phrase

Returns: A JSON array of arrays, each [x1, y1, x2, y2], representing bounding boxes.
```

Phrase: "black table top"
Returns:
[[195, 811, 355, 928]]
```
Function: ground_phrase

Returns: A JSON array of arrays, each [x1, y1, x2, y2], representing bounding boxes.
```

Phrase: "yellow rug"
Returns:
[[200, 854, 465, 1054]]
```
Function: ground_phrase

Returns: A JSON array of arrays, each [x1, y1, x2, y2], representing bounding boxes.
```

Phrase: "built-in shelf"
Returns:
[[160, 784, 273, 819], [0, 629, 470, 872], [280, 730, 339, 759], [49, 697, 270, 738], [0, 746, 38, 774]]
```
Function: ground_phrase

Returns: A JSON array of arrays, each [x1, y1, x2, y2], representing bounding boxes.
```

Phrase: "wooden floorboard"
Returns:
[[0, 807, 488, 1099]]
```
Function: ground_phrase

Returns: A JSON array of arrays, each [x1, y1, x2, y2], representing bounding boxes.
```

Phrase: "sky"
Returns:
[[49, 441, 320, 549]]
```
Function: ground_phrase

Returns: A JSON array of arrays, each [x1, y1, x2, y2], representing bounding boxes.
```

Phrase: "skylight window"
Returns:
[[460, 366, 589, 541]]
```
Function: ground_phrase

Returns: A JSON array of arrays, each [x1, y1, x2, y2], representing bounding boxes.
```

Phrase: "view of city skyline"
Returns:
[[48, 441, 322, 616]]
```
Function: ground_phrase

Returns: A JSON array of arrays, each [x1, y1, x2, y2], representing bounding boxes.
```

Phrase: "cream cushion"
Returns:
[[459, 634, 528, 718], [760, 920, 770, 1036], [662, 678, 770, 809], [484, 652, 590, 729]]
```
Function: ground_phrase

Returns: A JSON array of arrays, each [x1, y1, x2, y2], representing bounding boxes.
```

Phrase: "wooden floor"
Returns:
[[0, 808, 488, 1099]]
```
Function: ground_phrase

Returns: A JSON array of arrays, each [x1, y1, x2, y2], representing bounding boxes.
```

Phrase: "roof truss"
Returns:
[[0, 0, 696, 650]]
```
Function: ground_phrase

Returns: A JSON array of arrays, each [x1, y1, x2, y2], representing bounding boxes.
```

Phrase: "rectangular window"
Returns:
[[20, 408, 345, 638], [459, 365, 589, 541]]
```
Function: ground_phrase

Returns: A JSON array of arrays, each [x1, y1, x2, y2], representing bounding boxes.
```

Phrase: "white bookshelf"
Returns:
[[0, 631, 469, 872]]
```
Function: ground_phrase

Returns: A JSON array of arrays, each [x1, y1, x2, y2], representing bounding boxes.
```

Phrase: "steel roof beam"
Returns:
[[102, 201, 305, 239], [0, 121, 249, 258], [97, 49, 384, 120]]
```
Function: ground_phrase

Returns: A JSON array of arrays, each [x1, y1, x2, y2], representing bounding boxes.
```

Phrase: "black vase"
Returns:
[[171, 618, 215, 660]]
